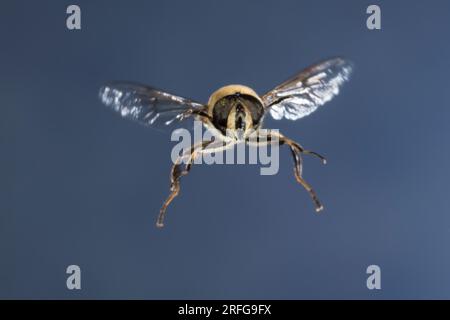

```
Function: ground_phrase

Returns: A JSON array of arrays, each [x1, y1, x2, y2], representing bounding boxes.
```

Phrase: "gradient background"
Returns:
[[1, 0, 450, 299]]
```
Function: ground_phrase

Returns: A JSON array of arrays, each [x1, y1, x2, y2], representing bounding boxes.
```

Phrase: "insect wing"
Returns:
[[262, 58, 353, 120], [99, 82, 207, 128]]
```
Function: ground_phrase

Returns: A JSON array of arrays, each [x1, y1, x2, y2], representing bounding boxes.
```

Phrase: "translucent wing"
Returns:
[[99, 82, 207, 128], [262, 58, 353, 121]]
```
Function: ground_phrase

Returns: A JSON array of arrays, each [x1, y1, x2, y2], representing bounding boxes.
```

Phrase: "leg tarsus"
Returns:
[[156, 160, 192, 228], [293, 166, 324, 212], [290, 140, 327, 165], [303, 150, 327, 165], [288, 144, 323, 212], [157, 180, 180, 228], [156, 160, 185, 228], [156, 140, 212, 228], [248, 130, 325, 212]]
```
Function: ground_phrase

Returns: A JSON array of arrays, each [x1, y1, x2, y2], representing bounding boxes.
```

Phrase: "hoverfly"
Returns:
[[99, 57, 353, 227]]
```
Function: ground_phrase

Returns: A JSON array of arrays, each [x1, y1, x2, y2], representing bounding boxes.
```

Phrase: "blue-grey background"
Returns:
[[1, 0, 450, 299]]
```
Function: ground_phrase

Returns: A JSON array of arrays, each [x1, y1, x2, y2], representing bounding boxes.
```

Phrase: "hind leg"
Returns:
[[247, 130, 324, 212], [156, 140, 212, 228]]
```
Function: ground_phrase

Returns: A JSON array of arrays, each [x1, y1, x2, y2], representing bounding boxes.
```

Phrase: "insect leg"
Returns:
[[287, 137, 326, 164], [248, 130, 326, 164], [288, 144, 323, 212], [248, 130, 323, 212], [156, 140, 212, 228], [279, 134, 324, 212]]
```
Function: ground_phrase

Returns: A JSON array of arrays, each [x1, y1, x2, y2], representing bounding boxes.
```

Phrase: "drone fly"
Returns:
[[99, 57, 353, 227]]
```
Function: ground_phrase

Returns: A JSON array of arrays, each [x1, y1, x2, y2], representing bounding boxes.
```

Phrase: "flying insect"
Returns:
[[99, 57, 353, 227]]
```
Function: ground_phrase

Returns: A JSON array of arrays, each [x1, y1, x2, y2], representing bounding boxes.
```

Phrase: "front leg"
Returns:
[[247, 130, 325, 212]]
